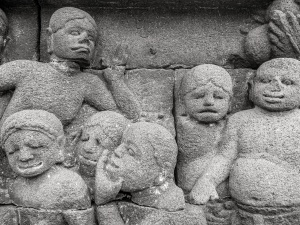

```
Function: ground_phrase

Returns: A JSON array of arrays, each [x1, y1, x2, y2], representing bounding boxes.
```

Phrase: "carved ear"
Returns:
[[69, 129, 82, 146], [57, 134, 66, 149], [46, 27, 54, 54]]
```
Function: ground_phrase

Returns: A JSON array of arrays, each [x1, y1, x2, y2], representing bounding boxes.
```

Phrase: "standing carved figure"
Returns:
[[95, 122, 206, 225], [177, 64, 235, 225], [1, 110, 95, 225], [0, 7, 140, 129], [191, 58, 300, 225]]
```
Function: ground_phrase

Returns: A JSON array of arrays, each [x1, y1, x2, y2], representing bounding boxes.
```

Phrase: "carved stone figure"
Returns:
[[0, 110, 95, 225], [0, 8, 11, 120], [176, 64, 236, 225], [95, 122, 206, 225], [244, 0, 300, 66], [191, 58, 300, 225], [75, 111, 129, 198], [0, 7, 140, 129]]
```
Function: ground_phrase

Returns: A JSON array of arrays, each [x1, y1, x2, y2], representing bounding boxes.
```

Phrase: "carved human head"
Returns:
[[77, 111, 129, 168], [0, 9, 8, 54], [250, 58, 300, 112], [47, 7, 97, 67], [1, 110, 65, 178], [105, 122, 177, 192], [180, 64, 233, 123]]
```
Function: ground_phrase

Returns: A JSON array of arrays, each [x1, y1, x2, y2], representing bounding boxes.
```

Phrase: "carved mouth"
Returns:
[[18, 162, 43, 170], [263, 94, 284, 103], [199, 109, 218, 113], [79, 155, 97, 166], [71, 47, 90, 54]]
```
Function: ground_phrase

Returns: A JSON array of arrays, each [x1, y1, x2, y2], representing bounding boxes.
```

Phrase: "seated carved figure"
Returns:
[[0, 7, 140, 129], [95, 122, 206, 225], [191, 58, 300, 225], [177, 64, 235, 224], [1, 110, 95, 225], [76, 111, 129, 198]]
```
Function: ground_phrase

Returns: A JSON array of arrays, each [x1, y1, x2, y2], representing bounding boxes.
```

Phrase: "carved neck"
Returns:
[[130, 179, 185, 212], [50, 55, 81, 75]]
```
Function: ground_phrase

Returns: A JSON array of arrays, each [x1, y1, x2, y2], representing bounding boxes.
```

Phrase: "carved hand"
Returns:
[[188, 178, 219, 205], [95, 150, 123, 205], [103, 43, 129, 83], [269, 10, 300, 58]]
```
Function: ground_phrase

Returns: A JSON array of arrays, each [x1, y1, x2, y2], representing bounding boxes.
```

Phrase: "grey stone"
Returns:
[[41, 8, 252, 69]]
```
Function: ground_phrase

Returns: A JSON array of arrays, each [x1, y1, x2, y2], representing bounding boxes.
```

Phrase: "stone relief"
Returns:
[[244, 0, 300, 66], [1, 110, 95, 224], [0, 2, 300, 225], [176, 64, 236, 225]]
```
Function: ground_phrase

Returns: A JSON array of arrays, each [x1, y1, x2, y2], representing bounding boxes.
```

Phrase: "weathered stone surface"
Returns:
[[38, 0, 271, 8], [118, 201, 207, 225], [125, 69, 175, 135], [0, 1, 36, 6], [0, 205, 18, 225], [175, 68, 254, 117], [0, 7, 38, 62], [41, 8, 252, 69]]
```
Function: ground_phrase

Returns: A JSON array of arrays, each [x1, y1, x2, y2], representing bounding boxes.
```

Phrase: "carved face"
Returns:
[[78, 126, 115, 166], [252, 67, 300, 111], [51, 18, 97, 67], [4, 130, 62, 177], [105, 129, 160, 192], [184, 82, 230, 123]]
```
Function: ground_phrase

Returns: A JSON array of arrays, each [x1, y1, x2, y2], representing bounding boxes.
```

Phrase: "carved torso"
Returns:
[[229, 108, 300, 207]]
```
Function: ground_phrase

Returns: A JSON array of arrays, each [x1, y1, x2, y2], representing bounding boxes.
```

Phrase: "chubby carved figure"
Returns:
[[191, 58, 300, 225], [177, 64, 235, 224], [1, 110, 95, 225], [0, 7, 140, 129], [76, 111, 129, 198], [95, 122, 206, 225]]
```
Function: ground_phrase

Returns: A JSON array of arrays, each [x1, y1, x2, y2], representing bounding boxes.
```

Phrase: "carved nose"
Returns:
[[114, 144, 125, 158], [203, 95, 214, 106], [270, 80, 281, 91], [79, 32, 90, 44], [19, 148, 34, 162]]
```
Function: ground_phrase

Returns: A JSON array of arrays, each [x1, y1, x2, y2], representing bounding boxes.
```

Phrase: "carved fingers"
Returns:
[[269, 10, 300, 58], [187, 179, 219, 205]]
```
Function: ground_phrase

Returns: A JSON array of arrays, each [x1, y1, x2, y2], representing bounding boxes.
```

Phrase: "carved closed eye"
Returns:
[[214, 94, 224, 99], [127, 147, 135, 156], [70, 30, 80, 36], [281, 79, 294, 85], [259, 78, 271, 83], [81, 135, 89, 142]]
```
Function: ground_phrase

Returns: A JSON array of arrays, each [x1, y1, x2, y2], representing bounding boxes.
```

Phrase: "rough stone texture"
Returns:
[[41, 7, 252, 69], [0, 7, 38, 62], [0, 1, 36, 6], [243, 0, 300, 67], [188, 58, 300, 225], [0, 205, 18, 225], [76, 111, 129, 199], [1, 110, 95, 225], [95, 122, 190, 223], [118, 201, 207, 225], [38, 0, 272, 8], [125, 69, 175, 135], [175, 68, 255, 117]]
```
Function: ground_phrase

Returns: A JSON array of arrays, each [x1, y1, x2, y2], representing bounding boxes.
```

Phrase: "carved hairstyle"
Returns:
[[1, 110, 64, 146], [123, 122, 177, 178], [0, 8, 8, 37], [83, 111, 130, 148], [180, 64, 233, 99], [49, 7, 97, 33]]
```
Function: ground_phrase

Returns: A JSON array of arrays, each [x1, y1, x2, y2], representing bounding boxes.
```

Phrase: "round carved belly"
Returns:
[[229, 158, 300, 207]]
